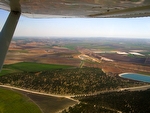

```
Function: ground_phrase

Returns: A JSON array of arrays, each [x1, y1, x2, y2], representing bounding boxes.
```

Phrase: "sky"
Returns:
[[0, 9, 150, 38]]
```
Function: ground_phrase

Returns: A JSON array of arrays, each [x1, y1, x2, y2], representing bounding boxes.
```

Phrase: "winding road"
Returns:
[[0, 85, 79, 103], [1, 84, 150, 98]]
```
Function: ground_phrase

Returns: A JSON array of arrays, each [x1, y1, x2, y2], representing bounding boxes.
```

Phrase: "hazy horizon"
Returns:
[[0, 9, 150, 39]]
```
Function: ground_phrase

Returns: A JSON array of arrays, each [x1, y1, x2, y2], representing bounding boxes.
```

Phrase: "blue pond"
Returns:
[[120, 73, 150, 83]]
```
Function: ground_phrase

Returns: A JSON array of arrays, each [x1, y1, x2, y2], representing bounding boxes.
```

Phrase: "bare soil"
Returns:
[[5, 39, 150, 76]]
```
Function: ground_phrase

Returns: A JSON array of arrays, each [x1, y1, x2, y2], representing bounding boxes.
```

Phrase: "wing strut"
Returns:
[[0, 11, 21, 71]]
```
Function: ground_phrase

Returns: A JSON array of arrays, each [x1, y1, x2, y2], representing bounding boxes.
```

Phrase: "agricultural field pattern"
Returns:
[[0, 37, 150, 113]]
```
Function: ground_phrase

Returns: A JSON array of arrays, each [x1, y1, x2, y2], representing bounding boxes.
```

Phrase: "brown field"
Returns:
[[4, 38, 150, 76], [2, 38, 150, 113], [1, 87, 77, 113], [5, 39, 81, 67], [17, 90, 77, 113]]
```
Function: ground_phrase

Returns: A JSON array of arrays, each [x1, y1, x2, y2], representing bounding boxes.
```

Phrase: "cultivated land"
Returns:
[[0, 63, 77, 113], [1, 37, 150, 113], [4, 37, 150, 75], [0, 86, 77, 113], [0, 87, 42, 113], [0, 62, 73, 76]]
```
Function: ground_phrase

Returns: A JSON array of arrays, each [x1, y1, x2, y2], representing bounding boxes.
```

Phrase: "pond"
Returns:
[[119, 73, 150, 83]]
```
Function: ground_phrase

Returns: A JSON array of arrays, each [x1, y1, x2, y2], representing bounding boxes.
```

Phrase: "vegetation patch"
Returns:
[[8, 50, 28, 53], [64, 44, 77, 50], [0, 87, 41, 113], [0, 69, 15, 76], [65, 89, 150, 113], [0, 68, 146, 95], [2, 62, 73, 73]]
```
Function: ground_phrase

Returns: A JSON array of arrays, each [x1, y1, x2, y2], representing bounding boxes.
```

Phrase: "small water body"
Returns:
[[120, 73, 150, 83]]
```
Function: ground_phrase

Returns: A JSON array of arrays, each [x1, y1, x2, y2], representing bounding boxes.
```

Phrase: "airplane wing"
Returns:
[[0, 0, 150, 71], [0, 0, 150, 18]]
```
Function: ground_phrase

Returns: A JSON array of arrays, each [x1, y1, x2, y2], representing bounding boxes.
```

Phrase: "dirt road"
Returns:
[[0, 85, 79, 102], [1, 84, 150, 98]]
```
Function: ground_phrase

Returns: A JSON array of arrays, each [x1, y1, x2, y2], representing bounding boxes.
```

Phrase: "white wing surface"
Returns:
[[0, 0, 150, 18]]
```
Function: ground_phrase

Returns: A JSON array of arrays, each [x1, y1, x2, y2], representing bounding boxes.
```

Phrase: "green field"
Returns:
[[0, 69, 16, 76], [0, 62, 73, 76], [8, 50, 29, 53], [0, 88, 42, 113], [0, 62, 75, 113], [64, 44, 76, 50]]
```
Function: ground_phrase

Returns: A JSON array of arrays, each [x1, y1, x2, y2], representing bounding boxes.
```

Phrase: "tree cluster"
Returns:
[[0, 68, 146, 94], [65, 89, 150, 113]]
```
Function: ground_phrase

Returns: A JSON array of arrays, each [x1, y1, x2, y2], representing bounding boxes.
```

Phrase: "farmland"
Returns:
[[4, 37, 150, 74], [0, 87, 42, 113], [0, 62, 73, 76], [1, 37, 150, 113]]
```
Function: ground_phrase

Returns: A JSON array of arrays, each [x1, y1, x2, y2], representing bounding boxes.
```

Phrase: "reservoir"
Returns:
[[120, 73, 150, 83]]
